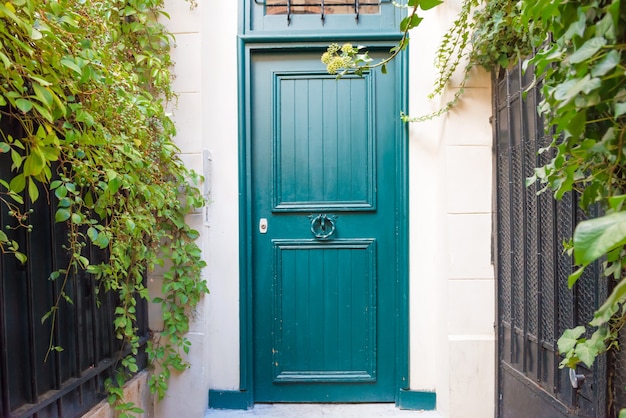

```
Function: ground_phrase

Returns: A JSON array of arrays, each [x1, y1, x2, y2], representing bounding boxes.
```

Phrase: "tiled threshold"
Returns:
[[205, 403, 442, 417]]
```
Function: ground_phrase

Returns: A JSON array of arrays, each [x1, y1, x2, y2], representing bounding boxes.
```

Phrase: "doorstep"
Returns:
[[205, 403, 442, 418]]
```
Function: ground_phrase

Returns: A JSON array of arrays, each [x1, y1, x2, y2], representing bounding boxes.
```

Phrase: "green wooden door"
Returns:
[[251, 50, 402, 402]]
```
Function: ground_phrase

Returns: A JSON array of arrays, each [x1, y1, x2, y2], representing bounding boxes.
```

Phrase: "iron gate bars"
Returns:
[[257, 0, 381, 24], [0, 113, 149, 418]]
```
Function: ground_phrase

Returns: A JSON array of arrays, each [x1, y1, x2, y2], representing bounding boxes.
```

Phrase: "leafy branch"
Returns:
[[321, 0, 443, 77], [0, 0, 208, 413]]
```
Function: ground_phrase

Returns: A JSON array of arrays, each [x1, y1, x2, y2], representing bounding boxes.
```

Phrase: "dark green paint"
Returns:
[[208, 390, 252, 410], [397, 390, 437, 410], [248, 50, 403, 402]]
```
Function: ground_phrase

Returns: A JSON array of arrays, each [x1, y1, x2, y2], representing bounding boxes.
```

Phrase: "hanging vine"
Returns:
[[0, 0, 207, 414], [324, 0, 626, 412]]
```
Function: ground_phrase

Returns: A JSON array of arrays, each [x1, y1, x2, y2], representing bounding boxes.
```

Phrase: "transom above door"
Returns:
[[243, 0, 401, 35]]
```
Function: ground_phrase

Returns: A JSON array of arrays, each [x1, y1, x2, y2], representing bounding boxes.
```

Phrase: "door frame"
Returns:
[[237, 38, 409, 407]]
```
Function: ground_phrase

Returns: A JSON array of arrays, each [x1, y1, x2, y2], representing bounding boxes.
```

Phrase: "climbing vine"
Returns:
[[0, 0, 207, 414], [521, 0, 626, 377], [324, 0, 626, 410]]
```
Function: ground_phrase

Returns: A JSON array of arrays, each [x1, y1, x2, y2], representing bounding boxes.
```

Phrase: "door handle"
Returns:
[[309, 214, 337, 240]]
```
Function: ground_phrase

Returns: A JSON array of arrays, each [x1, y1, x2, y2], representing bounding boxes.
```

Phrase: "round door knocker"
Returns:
[[309, 214, 337, 240]]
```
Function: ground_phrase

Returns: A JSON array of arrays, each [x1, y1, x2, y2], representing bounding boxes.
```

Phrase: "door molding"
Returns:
[[236, 38, 409, 408]]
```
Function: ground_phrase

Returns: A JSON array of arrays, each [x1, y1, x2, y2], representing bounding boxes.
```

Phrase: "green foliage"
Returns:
[[470, 0, 534, 70], [0, 0, 207, 412], [321, 0, 443, 78], [327, 0, 626, 408], [519, 0, 626, 379]]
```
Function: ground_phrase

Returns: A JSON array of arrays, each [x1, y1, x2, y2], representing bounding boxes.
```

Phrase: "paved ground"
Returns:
[[205, 404, 442, 418]]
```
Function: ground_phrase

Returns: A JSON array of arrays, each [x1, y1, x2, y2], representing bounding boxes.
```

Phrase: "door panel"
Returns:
[[273, 74, 375, 211], [251, 50, 400, 402], [272, 240, 376, 383]]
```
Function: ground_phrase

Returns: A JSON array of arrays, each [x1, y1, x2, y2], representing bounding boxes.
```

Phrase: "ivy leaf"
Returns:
[[557, 326, 585, 354], [419, 0, 443, 10], [573, 211, 626, 266], [400, 14, 423, 32], [568, 266, 585, 288], [568, 37, 606, 64], [591, 278, 626, 326], [614, 102, 626, 119], [591, 50, 620, 77], [574, 340, 599, 368]]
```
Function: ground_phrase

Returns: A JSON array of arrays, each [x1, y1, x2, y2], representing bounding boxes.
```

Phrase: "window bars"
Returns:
[[258, 0, 381, 24]]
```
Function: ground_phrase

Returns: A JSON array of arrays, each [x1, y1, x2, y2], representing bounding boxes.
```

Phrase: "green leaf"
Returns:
[[615, 102, 626, 119], [591, 278, 626, 326], [95, 233, 109, 249], [87, 227, 98, 242], [55, 208, 71, 222], [557, 326, 585, 354], [60, 58, 82, 75], [0, 143, 9, 153], [0, 51, 11, 69], [573, 211, 626, 266], [55, 184, 67, 199], [400, 14, 423, 32], [33, 102, 53, 122], [32, 82, 53, 108], [591, 49, 619, 77], [15, 98, 33, 113], [574, 340, 599, 368], [9, 173, 25, 193], [30, 75, 52, 87], [419, 0, 443, 10], [28, 178, 39, 202], [568, 266, 585, 288], [29, 27, 42, 40], [41, 309, 53, 324], [568, 37, 607, 64], [10, 149, 22, 170]]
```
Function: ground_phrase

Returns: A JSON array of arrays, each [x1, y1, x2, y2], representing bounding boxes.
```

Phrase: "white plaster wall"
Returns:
[[160, 1, 495, 417], [150, 0, 240, 416], [408, 1, 495, 417]]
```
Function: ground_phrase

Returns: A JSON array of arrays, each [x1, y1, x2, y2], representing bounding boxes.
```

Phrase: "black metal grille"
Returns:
[[261, 0, 379, 22], [0, 113, 148, 418], [495, 64, 623, 417]]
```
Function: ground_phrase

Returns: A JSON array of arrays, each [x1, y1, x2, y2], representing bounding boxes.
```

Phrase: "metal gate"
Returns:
[[0, 112, 148, 418], [493, 64, 626, 417]]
